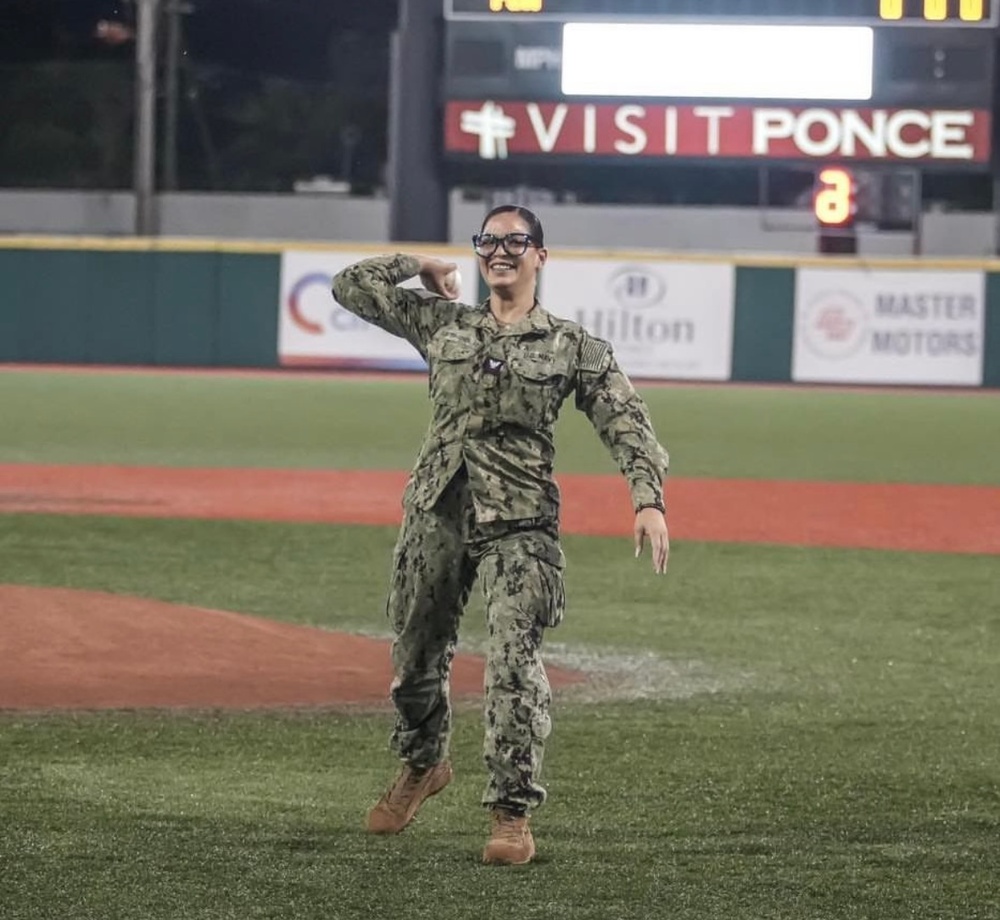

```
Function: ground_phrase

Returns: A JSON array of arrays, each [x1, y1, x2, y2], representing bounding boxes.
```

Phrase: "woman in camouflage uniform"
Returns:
[[331, 205, 670, 865]]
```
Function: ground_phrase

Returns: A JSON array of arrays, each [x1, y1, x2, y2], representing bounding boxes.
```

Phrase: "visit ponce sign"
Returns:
[[445, 101, 991, 162]]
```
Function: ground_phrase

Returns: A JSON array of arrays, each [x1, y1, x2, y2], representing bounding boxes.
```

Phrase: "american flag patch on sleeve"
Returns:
[[579, 337, 611, 373]]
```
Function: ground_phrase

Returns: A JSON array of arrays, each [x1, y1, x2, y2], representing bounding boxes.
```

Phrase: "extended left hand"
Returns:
[[634, 507, 670, 575]]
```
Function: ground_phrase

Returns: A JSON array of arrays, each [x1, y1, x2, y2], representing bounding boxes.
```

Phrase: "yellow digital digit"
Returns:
[[815, 168, 855, 227], [489, 0, 543, 10], [880, 0, 904, 20], [924, 0, 948, 20], [960, 0, 984, 20]]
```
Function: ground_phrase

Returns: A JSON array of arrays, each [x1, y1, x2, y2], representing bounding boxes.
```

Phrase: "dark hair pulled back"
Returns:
[[480, 205, 544, 247]]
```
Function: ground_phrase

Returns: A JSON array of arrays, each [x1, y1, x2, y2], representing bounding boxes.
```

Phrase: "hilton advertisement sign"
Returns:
[[541, 257, 735, 380], [445, 101, 992, 163]]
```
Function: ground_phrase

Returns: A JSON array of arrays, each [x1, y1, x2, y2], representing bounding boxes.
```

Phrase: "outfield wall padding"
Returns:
[[731, 266, 795, 384], [0, 246, 280, 368], [983, 273, 1000, 389], [0, 240, 998, 388]]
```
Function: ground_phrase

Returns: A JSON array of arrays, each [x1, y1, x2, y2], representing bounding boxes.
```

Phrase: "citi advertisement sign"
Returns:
[[445, 101, 992, 164], [278, 251, 477, 370]]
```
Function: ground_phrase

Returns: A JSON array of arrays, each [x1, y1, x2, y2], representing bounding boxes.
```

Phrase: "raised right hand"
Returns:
[[417, 256, 460, 301]]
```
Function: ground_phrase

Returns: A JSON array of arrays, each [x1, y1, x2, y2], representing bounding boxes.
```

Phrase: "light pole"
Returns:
[[387, 0, 448, 242], [134, 0, 160, 235], [162, 1, 195, 191]]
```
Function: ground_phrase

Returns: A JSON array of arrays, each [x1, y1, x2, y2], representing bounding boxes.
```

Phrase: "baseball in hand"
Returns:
[[444, 268, 462, 299]]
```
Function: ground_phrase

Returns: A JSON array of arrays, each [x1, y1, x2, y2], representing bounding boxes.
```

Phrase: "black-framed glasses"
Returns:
[[472, 232, 538, 258]]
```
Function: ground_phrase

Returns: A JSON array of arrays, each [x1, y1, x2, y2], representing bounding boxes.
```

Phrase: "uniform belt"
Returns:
[[471, 516, 558, 542]]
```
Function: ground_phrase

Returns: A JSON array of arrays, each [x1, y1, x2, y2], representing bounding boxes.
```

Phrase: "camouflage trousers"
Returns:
[[385, 472, 565, 812]]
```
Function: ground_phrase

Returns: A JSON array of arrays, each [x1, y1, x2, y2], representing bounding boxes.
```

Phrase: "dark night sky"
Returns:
[[1, 1, 993, 204], [0, 0, 399, 79], [0, 0, 401, 190]]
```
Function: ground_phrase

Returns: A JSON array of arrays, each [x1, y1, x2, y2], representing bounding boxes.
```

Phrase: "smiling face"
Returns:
[[476, 210, 547, 299]]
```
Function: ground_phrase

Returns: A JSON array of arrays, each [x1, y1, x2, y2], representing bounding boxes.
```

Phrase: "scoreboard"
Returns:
[[446, 0, 997, 25], [442, 0, 996, 166]]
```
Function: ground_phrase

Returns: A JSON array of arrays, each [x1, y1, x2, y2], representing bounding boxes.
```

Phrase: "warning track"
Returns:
[[1, 463, 997, 554]]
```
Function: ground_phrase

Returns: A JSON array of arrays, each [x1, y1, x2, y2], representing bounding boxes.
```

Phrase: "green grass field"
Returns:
[[4, 370, 1000, 482], [2, 369, 999, 919]]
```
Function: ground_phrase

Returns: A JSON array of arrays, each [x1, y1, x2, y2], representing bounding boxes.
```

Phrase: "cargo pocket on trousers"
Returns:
[[385, 536, 408, 634], [519, 535, 566, 629]]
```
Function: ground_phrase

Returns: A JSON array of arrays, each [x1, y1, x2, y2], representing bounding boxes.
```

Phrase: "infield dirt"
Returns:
[[2, 462, 996, 711]]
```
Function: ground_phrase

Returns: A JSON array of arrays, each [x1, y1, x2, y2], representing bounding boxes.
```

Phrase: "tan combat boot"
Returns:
[[366, 761, 453, 834], [482, 807, 535, 865]]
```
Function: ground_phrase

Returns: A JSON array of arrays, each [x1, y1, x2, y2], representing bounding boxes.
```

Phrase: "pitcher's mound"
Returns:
[[0, 585, 583, 711]]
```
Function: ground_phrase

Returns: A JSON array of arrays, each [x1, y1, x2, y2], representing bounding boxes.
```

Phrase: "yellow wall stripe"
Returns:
[[0, 234, 998, 271]]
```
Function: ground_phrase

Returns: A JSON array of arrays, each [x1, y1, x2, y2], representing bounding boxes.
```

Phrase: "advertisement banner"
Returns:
[[541, 259, 735, 380], [445, 101, 992, 163], [793, 268, 985, 386], [279, 251, 478, 369]]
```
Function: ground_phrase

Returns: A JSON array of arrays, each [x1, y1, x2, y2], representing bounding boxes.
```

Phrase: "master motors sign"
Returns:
[[542, 258, 734, 380], [793, 268, 985, 386]]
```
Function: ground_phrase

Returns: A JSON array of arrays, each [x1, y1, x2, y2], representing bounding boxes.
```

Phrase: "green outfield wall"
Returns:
[[0, 241, 280, 368], [0, 237, 998, 388]]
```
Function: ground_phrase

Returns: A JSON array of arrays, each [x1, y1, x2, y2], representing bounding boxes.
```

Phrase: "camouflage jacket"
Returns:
[[332, 254, 669, 523]]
